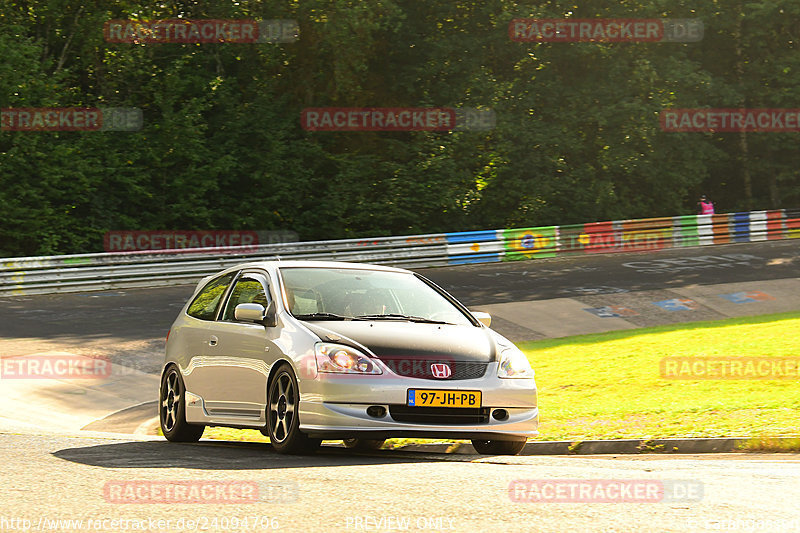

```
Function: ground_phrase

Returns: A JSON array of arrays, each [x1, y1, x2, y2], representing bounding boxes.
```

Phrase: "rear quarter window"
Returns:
[[186, 273, 235, 320]]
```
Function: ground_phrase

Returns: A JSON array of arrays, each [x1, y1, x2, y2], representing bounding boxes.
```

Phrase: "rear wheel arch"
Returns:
[[159, 364, 205, 442]]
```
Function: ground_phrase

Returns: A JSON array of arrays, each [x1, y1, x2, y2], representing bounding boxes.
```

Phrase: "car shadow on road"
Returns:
[[52, 440, 447, 470]]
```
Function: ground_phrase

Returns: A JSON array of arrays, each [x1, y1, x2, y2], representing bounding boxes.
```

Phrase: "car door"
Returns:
[[198, 271, 280, 422], [178, 271, 237, 401]]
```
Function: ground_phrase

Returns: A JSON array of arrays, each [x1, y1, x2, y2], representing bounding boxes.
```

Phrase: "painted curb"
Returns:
[[390, 437, 800, 455]]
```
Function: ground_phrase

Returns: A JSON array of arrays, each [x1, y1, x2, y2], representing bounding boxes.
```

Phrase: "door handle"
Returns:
[[208, 335, 218, 347]]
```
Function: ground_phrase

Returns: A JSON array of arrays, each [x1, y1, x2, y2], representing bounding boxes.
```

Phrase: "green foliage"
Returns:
[[1, 0, 798, 256]]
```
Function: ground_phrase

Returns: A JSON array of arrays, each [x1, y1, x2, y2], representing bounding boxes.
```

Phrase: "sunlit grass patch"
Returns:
[[521, 311, 800, 441]]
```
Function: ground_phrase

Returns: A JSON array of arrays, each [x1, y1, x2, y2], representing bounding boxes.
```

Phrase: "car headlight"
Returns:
[[315, 343, 382, 374], [497, 343, 535, 379]]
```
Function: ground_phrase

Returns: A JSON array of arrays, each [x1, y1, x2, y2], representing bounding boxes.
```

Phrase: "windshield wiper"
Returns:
[[293, 312, 355, 321], [354, 313, 453, 325]]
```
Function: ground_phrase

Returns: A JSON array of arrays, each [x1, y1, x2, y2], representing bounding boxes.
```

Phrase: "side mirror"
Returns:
[[235, 303, 266, 323], [235, 302, 278, 327], [471, 311, 491, 327]]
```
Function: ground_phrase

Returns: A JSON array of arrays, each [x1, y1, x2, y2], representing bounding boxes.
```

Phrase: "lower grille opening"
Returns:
[[388, 405, 490, 425]]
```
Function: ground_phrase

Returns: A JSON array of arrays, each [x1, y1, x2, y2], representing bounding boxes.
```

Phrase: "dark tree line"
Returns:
[[1, 0, 799, 257]]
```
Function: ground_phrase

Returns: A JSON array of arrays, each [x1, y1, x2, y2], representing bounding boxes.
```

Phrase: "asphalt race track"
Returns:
[[1, 239, 799, 532], [422, 239, 800, 304], [3, 432, 800, 532]]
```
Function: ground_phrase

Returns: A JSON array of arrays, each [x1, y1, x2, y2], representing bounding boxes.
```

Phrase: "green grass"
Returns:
[[523, 311, 800, 441], [199, 311, 800, 447]]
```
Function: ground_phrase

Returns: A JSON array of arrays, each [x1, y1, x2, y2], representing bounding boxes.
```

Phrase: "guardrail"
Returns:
[[1, 209, 798, 296]]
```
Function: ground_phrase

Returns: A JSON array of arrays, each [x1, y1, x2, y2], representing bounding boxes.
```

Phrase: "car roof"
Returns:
[[235, 260, 409, 274], [195, 260, 412, 288]]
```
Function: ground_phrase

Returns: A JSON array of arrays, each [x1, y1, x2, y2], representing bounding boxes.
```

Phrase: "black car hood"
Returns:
[[301, 320, 496, 362]]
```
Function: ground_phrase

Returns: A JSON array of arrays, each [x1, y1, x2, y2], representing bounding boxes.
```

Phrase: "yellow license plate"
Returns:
[[407, 389, 482, 408]]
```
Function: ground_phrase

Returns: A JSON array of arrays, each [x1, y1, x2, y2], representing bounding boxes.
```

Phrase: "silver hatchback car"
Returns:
[[160, 260, 538, 454]]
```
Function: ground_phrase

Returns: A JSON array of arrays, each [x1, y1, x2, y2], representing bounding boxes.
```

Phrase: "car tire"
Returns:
[[471, 438, 527, 455], [160, 366, 205, 442], [343, 438, 386, 451], [267, 362, 321, 455]]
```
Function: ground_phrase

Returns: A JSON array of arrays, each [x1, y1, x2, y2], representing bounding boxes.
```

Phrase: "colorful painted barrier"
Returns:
[[443, 209, 797, 265], [1, 209, 797, 295], [786, 208, 800, 238]]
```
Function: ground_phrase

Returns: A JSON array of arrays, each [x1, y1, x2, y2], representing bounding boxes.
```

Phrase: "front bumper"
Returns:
[[298, 362, 538, 440]]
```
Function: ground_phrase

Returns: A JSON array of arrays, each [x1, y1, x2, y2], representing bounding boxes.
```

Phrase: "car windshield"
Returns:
[[279, 267, 472, 326]]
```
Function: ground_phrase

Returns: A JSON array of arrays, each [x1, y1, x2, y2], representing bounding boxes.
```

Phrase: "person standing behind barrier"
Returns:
[[697, 195, 715, 215]]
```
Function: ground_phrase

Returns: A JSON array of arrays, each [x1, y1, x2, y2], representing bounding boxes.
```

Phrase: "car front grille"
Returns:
[[388, 405, 490, 425], [379, 358, 489, 380]]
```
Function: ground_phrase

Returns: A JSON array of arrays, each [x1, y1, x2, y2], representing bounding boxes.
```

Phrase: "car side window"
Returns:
[[222, 276, 271, 321], [186, 273, 235, 321]]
